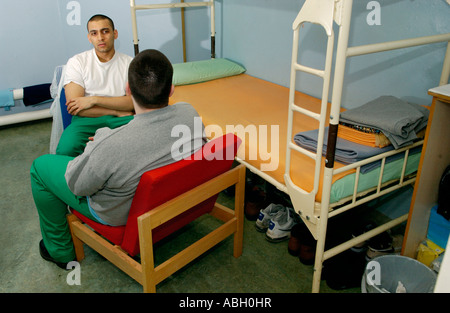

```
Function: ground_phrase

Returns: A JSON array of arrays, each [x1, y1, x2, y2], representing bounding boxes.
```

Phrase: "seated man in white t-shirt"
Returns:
[[56, 14, 134, 156]]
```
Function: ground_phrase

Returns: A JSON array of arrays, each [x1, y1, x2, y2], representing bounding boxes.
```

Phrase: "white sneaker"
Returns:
[[266, 207, 298, 242], [255, 203, 284, 232]]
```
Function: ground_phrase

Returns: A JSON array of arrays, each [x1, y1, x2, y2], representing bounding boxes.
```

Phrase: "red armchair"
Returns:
[[67, 133, 245, 292]]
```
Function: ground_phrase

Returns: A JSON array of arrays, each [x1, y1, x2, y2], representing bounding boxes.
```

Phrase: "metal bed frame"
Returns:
[[130, 0, 216, 58], [130, 0, 450, 293]]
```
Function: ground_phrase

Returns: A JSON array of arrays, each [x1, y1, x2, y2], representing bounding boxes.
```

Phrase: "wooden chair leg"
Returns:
[[138, 215, 157, 293], [233, 164, 246, 258], [67, 213, 85, 262]]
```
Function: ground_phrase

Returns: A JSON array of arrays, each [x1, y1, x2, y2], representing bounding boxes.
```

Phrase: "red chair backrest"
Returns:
[[121, 133, 241, 256]]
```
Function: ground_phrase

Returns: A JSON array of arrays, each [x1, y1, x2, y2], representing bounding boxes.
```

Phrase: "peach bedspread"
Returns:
[[169, 74, 352, 201]]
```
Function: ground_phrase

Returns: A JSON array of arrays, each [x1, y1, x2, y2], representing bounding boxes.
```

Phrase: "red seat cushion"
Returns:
[[72, 134, 241, 256], [71, 209, 125, 246]]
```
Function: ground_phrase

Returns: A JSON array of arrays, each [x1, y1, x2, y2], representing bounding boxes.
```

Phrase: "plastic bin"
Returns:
[[362, 255, 437, 293]]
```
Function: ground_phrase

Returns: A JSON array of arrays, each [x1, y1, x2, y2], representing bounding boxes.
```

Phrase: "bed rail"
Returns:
[[285, 0, 450, 293], [130, 0, 215, 58], [328, 140, 423, 215]]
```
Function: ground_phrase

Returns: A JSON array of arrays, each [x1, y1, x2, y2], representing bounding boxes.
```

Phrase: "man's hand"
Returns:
[[66, 96, 97, 115]]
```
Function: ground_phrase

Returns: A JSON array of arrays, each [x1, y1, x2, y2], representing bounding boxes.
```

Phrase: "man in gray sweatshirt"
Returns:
[[30, 49, 206, 269]]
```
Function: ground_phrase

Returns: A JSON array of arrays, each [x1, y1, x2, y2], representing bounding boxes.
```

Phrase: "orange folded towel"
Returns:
[[338, 124, 391, 148]]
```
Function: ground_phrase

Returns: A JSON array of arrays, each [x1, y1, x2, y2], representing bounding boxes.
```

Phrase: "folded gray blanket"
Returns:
[[339, 96, 429, 149], [293, 128, 421, 173]]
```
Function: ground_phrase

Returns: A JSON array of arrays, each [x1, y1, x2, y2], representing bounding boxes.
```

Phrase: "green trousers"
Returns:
[[32, 115, 133, 262], [30, 154, 98, 263], [56, 115, 134, 156]]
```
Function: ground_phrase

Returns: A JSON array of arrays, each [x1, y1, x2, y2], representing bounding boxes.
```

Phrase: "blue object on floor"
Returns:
[[427, 205, 450, 249]]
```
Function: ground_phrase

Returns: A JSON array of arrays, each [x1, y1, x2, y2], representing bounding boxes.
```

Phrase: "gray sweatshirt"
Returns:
[[65, 102, 206, 226]]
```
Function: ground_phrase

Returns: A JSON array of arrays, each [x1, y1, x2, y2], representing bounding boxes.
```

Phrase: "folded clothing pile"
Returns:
[[339, 95, 429, 149], [338, 123, 391, 148], [0, 89, 14, 111], [22, 83, 52, 106], [293, 96, 427, 170], [0, 83, 52, 111]]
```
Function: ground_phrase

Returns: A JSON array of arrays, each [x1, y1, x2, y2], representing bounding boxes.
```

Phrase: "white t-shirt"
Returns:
[[64, 49, 133, 97]]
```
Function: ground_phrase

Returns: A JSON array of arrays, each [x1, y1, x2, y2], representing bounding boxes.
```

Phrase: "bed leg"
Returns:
[[312, 228, 327, 293], [311, 201, 331, 293]]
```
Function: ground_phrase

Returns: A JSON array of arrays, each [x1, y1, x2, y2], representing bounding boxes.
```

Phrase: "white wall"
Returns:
[[3, 0, 448, 116], [222, 0, 450, 109], [0, 0, 215, 117]]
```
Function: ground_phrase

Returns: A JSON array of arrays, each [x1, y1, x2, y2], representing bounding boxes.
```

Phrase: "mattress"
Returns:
[[169, 73, 420, 204]]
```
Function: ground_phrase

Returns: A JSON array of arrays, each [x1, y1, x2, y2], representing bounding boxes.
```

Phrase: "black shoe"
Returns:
[[288, 223, 316, 264], [39, 240, 72, 270], [244, 186, 269, 221], [350, 221, 377, 253], [324, 250, 366, 290], [366, 231, 394, 260]]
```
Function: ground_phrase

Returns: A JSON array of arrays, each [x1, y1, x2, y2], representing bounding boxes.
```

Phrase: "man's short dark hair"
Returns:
[[87, 14, 115, 31], [128, 49, 173, 109]]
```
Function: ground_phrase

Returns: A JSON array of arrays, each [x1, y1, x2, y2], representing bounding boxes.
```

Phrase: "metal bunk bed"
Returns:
[[130, 0, 450, 293], [285, 0, 450, 292]]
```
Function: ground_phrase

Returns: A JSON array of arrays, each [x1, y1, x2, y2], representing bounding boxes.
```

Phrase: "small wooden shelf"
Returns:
[[403, 85, 450, 257]]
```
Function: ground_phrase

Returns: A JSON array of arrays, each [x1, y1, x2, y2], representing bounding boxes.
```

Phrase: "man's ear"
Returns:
[[126, 82, 131, 96], [169, 84, 175, 97]]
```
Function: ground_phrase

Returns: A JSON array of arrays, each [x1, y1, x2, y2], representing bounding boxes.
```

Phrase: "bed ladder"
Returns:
[[284, 0, 338, 239], [285, 0, 351, 295]]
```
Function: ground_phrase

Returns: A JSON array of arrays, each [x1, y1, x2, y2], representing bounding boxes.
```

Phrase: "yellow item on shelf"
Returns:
[[417, 239, 445, 267]]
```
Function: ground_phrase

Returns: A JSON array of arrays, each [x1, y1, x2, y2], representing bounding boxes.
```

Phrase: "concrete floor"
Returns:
[[0, 118, 391, 293]]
